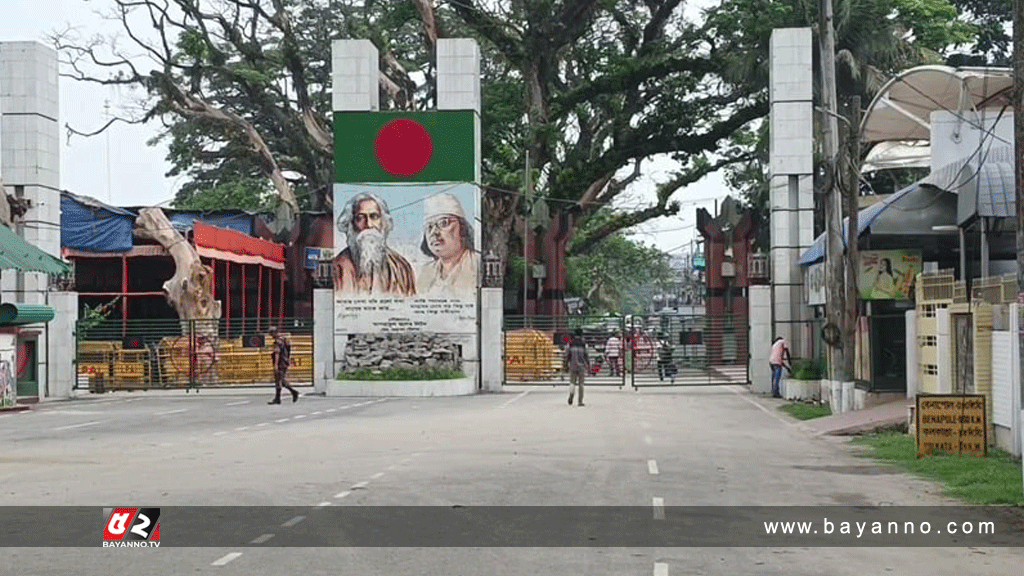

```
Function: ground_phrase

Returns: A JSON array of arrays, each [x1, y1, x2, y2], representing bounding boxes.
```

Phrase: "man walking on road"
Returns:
[[564, 329, 590, 407], [268, 326, 299, 405]]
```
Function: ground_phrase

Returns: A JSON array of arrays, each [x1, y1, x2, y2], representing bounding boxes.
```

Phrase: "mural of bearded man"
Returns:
[[334, 192, 416, 295]]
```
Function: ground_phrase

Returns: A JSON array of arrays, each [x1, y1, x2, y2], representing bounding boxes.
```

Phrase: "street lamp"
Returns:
[[483, 251, 503, 289]]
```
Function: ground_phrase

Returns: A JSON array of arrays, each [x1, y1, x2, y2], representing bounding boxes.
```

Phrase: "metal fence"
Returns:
[[76, 317, 314, 392], [502, 314, 749, 388], [503, 315, 626, 387]]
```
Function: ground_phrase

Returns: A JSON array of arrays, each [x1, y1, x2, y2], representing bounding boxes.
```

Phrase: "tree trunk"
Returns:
[[482, 186, 518, 288], [134, 208, 222, 384]]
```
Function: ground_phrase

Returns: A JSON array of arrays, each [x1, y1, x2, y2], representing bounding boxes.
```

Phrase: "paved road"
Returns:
[[0, 385, 1020, 574]]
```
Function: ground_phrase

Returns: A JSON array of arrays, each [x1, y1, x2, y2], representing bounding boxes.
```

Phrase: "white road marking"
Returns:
[[643, 435, 653, 446], [726, 386, 801, 428], [225, 401, 250, 406], [325, 408, 337, 413], [500, 390, 530, 408], [387, 464, 397, 471], [235, 426, 250, 431], [652, 497, 665, 520], [335, 491, 351, 499], [55, 421, 103, 431], [316, 501, 332, 507], [155, 408, 188, 416], [275, 418, 289, 423], [312, 411, 322, 415], [211, 552, 243, 566], [371, 472, 384, 479], [256, 423, 269, 427], [648, 460, 659, 475], [293, 415, 307, 419], [351, 481, 368, 489], [250, 533, 274, 544], [654, 562, 669, 576], [213, 431, 228, 436], [281, 516, 305, 527]]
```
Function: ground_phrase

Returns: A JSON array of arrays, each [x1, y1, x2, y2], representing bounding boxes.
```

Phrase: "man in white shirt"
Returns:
[[605, 332, 622, 377]]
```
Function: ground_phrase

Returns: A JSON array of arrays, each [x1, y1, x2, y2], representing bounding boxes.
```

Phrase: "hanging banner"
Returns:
[[805, 262, 825, 306], [332, 182, 480, 335], [858, 250, 921, 300]]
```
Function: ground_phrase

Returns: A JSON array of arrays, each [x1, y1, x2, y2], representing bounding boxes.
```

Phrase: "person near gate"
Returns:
[[604, 332, 622, 377], [656, 332, 676, 383], [268, 326, 300, 404], [768, 336, 791, 398], [563, 328, 590, 406]]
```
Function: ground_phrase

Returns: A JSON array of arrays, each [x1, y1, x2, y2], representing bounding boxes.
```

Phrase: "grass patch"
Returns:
[[779, 402, 832, 420], [336, 366, 466, 381], [852, 432, 1024, 506]]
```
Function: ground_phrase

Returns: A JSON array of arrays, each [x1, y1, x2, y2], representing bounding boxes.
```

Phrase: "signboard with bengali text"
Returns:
[[332, 182, 480, 335], [915, 394, 987, 457]]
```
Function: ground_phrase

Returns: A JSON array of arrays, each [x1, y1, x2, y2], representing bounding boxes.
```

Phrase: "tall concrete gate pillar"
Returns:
[[437, 38, 483, 389], [0, 42, 63, 400], [768, 29, 815, 360]]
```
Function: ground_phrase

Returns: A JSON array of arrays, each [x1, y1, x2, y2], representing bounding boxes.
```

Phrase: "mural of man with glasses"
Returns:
[[417, 192, 480, 295]]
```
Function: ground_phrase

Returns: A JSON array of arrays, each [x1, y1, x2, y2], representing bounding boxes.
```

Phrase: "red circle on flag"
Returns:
[[374, 118, 433, 177]]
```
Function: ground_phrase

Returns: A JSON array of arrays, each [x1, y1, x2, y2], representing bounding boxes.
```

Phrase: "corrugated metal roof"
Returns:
[[957, 161, 1014, 225], [798, 180, 957, 265], [0, 225, 71, 274]]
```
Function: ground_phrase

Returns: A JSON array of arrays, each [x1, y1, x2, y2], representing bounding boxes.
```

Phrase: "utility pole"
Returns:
[[1012, 0, 1023, 497], [844, 96, 861, 381], [819, 0, 846, 385], [523, 150, 532, 321]]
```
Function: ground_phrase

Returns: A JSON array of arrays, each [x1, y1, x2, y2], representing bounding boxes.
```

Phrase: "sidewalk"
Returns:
[[800, 398, 912, 436]]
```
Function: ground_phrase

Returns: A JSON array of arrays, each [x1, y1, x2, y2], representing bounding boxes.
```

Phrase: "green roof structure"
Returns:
[[0, 225, 70, 275]]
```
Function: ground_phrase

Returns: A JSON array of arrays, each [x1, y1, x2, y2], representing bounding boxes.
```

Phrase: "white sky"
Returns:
[[2, 0, 731, 255]]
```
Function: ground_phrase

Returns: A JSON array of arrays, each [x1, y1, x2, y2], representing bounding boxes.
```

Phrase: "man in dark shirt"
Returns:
[[268, 326, 299, 405], [563, 328, 590, 407]]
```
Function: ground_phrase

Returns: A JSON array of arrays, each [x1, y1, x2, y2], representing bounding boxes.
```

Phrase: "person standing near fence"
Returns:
[[604, 332, 622, 377], [268, 326, 299, 405], [564, 328, 589, 407], [768, 336, 791, 399]]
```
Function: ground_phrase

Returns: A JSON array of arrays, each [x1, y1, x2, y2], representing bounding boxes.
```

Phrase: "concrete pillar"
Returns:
[[0, 42, 61, 400], [1009, 304, 1021, 457], [437, 38, 483, 391], [46, 291, 76, 398], [436, 38, 481, 185], [749, 286, 772, 394], [331, 40, 379, 112], [313, 289, 333, 394], [768, 29, 815, 361], [936, 307, 951, 394], [480, 287, 503, 392], [905, 310, 919, 399]]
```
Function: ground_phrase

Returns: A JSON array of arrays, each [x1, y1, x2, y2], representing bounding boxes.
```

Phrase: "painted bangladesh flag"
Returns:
[[333, 110, 477, 183]]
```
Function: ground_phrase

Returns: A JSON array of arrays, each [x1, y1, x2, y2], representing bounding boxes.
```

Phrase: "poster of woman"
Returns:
[[858, 250, 922, 300]]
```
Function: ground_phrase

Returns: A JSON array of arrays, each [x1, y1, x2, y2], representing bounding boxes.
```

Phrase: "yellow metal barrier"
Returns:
[[504, 329, 560, 381]]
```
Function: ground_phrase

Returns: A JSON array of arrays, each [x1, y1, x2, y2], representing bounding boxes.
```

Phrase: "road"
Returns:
[[0, 385, 1020, 574]]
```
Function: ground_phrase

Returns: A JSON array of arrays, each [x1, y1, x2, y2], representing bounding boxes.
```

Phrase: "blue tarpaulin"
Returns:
[[61, 192, 265, 253], [61, 192, 136, 252]]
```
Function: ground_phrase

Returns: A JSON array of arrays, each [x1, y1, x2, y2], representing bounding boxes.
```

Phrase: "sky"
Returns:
[[1, 0, 732, 256]]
